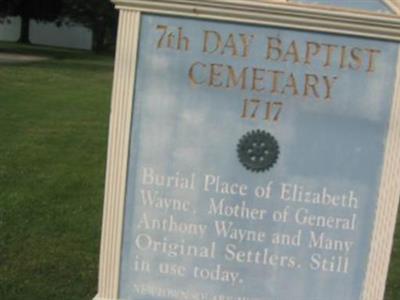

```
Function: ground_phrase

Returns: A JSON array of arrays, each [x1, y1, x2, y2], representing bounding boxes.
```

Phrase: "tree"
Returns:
[[62, 0, 118, 52], [0, 0, 63, 44]]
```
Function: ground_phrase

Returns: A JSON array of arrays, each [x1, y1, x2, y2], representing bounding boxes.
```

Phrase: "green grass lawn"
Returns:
[[0, 43, 112, 300], [0, 42, 398, 300]]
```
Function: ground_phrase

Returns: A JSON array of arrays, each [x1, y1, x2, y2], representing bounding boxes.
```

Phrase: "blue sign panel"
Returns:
[[118, 14, 398, 300]]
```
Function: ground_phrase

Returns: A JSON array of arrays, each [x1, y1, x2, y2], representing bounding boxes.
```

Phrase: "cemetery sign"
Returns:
[[94, 1, 400, 300]]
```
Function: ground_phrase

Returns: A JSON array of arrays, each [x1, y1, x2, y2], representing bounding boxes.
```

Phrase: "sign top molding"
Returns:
[[289, 0, 399, 14], [112, 0, 400, 41]]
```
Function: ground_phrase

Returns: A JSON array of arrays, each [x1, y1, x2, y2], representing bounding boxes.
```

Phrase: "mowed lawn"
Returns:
[[0, 42, 399, 300], [0, 43, 112, 300]]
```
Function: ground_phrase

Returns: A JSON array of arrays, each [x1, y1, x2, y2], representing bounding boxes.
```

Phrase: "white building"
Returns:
[[0, 17, 93, 50]]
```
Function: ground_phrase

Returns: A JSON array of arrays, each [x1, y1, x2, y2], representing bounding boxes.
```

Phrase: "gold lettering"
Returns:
[[304, 74, 320, 99], [222, 34, 238, 57], [305, 42, 321, 65], [365, 48, 381, 72], [227, 66, 248, 89], [323, 76, 338, 100], [281, 73, 298, 96], [283, 41, 300, 64], [156, 25, 168, 48], [240, 34, 254, 58], [252, 68, 266, 92], [177, 27, 190, 51], [349, 47, 363, 71], [188, 62, 339, 103], [188, 62, 206, 85], [209, 63, 224, 87], [322, 43, 338, 68], [268, 70, 284, 94], [339, 46, 348, 69], [266, 37, 282, 61], [203, 31, 222, 54]]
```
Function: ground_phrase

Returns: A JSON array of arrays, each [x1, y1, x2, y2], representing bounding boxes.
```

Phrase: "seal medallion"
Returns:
[[237, 130, 280, 172]]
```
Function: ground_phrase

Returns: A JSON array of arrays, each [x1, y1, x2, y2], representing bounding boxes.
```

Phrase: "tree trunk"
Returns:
[[19, 16, 31, 44], [92, 22, 107, 53]]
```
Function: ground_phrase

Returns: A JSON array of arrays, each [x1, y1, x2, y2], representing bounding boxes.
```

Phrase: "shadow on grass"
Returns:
[[0, 42, 115, 73], [0, 41, 115, 63]]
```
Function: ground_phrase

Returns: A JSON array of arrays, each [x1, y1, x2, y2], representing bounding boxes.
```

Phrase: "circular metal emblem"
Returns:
[[237, 130, 280, 173]]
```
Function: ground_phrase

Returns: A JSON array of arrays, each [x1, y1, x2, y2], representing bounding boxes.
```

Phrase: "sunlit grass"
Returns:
[[0, 42, 112, 300]]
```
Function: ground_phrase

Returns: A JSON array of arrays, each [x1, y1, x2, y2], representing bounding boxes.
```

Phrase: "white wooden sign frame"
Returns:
[[94, 1, 400, 299]]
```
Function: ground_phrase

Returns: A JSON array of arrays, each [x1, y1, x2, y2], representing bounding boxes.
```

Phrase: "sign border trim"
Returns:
[[94, 5, 400, 300]]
